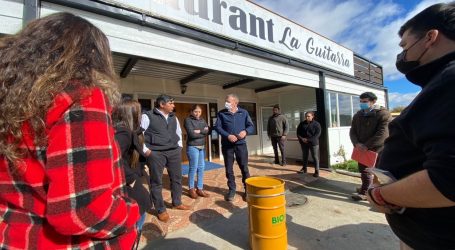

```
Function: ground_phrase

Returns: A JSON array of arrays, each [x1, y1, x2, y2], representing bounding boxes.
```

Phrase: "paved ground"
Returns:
[[138, 157, 399, 249]]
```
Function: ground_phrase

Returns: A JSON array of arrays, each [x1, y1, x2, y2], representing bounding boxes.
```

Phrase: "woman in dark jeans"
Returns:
[[113, 99, 151, 249], [184, 104, 210, 199]]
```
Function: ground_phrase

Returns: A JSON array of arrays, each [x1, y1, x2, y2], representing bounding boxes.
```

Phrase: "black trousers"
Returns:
[[301, 143, 320, 172], [271, 136, 286, 164], [222, 143, 250, 191], [146, 147, 182, 214]]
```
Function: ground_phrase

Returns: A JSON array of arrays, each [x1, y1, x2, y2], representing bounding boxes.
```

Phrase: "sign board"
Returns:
[[107, 0, 355, 76]]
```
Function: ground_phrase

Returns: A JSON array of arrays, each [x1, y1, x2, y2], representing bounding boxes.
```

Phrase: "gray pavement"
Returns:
[[142, 172, 399, 250]]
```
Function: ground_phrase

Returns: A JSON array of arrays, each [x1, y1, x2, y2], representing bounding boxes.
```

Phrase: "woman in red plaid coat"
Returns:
[[0, 13, 139, 249]]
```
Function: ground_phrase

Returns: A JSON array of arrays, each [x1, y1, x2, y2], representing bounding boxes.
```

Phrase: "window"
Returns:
[[328, 92, 338, 128], [238, 102, 258, 135], [327, 92, 359, 128], [352, 96, 360, 114], [339, 94, 352, 126]]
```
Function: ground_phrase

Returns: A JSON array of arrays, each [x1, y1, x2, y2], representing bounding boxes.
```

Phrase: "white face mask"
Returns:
[[225, 102, 232, 110]]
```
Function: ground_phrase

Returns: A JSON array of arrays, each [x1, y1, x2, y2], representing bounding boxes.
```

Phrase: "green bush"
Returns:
[[331, 160, 359, 173]]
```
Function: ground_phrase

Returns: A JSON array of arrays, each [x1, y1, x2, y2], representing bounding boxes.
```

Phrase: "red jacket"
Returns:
[[0, 86, 139, 249]]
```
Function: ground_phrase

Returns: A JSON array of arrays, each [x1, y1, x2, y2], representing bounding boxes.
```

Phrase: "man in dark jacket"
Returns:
[[267, 104, 289, 166], [141, 94, 190, 223], [296, 112, 321, 177], [350, 92, 391, 201], [215, 94, 255, 201], [365, 3, 455, 249]]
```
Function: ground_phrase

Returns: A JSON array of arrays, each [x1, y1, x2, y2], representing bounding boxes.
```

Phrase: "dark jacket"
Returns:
[[349, 105, 391, 152], [184, 116, 209, 146], [144, 108, 179, 151], [214, 107, 255, 146], [296, 120, 321, 146], [114, 124, 151, 215], [378, 52, 455, 249], [267, 113, 289, 137]]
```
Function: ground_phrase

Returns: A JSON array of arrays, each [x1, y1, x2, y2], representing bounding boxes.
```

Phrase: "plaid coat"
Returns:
[[0, 86, 139, 249]]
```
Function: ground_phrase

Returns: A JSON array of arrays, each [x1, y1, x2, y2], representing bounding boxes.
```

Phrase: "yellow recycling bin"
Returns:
[[246, 176, 287, 250]]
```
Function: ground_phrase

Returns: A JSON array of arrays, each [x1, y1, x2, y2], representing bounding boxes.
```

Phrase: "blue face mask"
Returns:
[[359, 103, 370, 110]]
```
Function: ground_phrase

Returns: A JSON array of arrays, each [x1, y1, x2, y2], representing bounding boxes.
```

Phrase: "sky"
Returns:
[[254, 0, 448, 108]]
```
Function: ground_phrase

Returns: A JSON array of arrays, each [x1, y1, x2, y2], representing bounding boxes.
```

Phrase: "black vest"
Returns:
[[144, 108, 179, 151]]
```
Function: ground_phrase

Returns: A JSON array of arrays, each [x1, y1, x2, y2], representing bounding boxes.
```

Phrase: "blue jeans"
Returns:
[[187, 146, 205, 189], [136, 213, 146, 231]]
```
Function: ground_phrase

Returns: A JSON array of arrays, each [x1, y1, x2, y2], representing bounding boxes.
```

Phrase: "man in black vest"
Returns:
[[141, 94, 190, 223]]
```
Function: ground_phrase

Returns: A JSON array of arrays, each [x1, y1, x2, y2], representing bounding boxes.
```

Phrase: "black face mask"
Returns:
[[395, 36, 428, 74]]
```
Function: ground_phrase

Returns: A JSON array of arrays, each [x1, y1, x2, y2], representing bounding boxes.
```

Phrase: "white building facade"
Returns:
[[1, 0, 388, 167]]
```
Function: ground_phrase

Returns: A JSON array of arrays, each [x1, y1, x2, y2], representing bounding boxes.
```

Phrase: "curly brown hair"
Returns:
[[0, 12, 120, 165]]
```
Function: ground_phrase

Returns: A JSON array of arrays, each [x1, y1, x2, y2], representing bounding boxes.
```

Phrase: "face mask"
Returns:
[[225, 102, 232, 110], [395, 36, 428, 74], [359, 103, 370, 110]]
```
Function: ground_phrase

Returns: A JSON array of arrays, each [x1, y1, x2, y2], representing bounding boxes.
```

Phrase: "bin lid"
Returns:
[[245, 176, 284, 189]]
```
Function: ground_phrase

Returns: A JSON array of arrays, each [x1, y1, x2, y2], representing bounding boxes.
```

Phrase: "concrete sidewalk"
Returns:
[[138, 158, 399, 250]]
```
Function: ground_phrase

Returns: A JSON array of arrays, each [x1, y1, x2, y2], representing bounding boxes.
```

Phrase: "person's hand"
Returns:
[[356, 143, 367, 151], [238, 130, 247, 139], [366, 190, 391, 214], [203, 126, 209, 131], [302, 138, 308, 143], [366, 186, 403, 214], [228, 134, 238, 143], [281, 136, 286, 141], [194, 129, 201, 134], [145, 149, 152, 157]]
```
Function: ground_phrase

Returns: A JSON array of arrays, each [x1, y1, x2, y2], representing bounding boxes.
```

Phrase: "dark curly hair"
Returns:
[[0, 12, 120, 166]]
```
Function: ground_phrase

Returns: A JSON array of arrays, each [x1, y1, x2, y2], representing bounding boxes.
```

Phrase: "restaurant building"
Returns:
[[1, 0, 388, 167]]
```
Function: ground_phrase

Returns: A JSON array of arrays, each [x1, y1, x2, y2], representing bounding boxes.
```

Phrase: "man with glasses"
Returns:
[[349, 92, 390, 201], [141, 94, 190, 223]]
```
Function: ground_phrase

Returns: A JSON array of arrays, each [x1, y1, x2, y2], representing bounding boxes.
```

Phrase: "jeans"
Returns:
[[146, 147, 183, 214], [222, 143, 250, 191], [301, 143, 320, 172], [136, 213, 146, 231], [187, 146, 205, 189], [358, 164, 374, 194], [271, 136, 286, 164]]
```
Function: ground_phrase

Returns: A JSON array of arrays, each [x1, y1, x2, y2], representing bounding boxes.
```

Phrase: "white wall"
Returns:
[[258, 86, 317, 159], [0, 0, 23, 35], [326, 75, 387, 107], [40, 2, 320, 89], [328, 127, 353, 166]]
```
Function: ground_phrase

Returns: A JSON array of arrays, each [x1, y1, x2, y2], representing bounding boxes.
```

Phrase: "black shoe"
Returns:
[[274, 160, 280, 164], [351, 194, 367, 201], [298, 168, 307, 174], [313, 172, 319, 178], [225, 190, 236, 201], [280, 162, 287, 166], [242, 190, 247, 201]]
